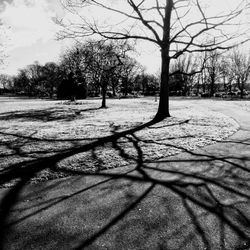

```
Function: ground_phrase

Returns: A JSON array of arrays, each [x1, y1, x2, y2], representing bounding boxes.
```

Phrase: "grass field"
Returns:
[[0, 97, 240, 187]]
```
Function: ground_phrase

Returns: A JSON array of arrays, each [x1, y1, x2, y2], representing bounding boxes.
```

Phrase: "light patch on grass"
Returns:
[[233, 101, 250, 112]]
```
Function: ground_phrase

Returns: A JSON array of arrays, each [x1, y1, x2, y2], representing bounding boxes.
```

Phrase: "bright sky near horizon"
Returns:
[[0, 0, 249, 76], [0, 0, 68, 75]]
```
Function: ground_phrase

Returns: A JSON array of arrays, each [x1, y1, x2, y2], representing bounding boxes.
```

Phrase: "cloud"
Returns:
[[0, 0, 69, 75], [3, 38, 65, 75], [0, 0, 60, 50]]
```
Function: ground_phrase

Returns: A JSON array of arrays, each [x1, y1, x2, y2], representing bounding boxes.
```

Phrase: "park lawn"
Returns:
[[234, 99, 250, 112], [0, 97, 239, 187]]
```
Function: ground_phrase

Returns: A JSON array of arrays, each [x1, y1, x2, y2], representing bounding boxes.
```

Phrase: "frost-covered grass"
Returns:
[[233, 100, 250, 112], [0, 97, 239, 187]]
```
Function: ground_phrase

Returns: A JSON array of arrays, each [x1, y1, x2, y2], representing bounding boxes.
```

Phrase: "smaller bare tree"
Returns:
[[83, 40, 132, 107], [218, 56, 232, 93], [230, 49, 250, 98], [204, 50, 221, 97], [170, 53, 201, 96]]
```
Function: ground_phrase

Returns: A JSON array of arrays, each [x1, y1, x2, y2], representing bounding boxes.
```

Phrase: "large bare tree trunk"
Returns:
[[153, 0, 173, 121], [154, 50, 171, 121]]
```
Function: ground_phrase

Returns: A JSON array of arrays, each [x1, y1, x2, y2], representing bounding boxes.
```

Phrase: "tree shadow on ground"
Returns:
[[0, 107, 100, 122], [0, 118, 250, 250]]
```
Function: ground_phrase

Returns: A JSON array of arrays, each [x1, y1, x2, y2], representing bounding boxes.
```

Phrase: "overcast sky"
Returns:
[[0, 0, 249, 76], [0, 0, 158, 76], [0, 0, 67, 75]]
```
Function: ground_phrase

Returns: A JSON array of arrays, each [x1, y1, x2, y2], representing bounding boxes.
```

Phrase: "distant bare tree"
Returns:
[[218, 56, 232, 93], [204, 50, 222, 97], [58, 0, 250, 120], [87, 40, 132, 108], [230, 49, 250, 98], [0, 74, 12, 93], [42, 62, 61, 98], [169, 53, 200, 96], [25, 61, 45, 96], [13, 69, 30, 95], [0, 74, 10, 88], [116, 57, 141, 97]]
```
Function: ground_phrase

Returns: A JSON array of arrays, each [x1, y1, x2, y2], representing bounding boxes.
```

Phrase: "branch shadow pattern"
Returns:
[[0, 117, 250, 249], [0, 107, 101, 122]]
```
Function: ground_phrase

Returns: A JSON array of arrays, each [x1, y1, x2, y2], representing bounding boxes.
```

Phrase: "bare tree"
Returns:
[[204, 50, 221, 97], [116, 57, 141, 97], [169, 53, 200, 96], [42, 62, 61, 98], [58, 0, 250, 120], [218, 55, 232, 93], [0, 74, 12, 94], [82, 40, 132, 107], [13, 69, 30, 95], [230, 49, 250, 98]]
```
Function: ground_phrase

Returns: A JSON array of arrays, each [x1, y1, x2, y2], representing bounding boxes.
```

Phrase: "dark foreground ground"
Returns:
[[0, 99, 250, 250]]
